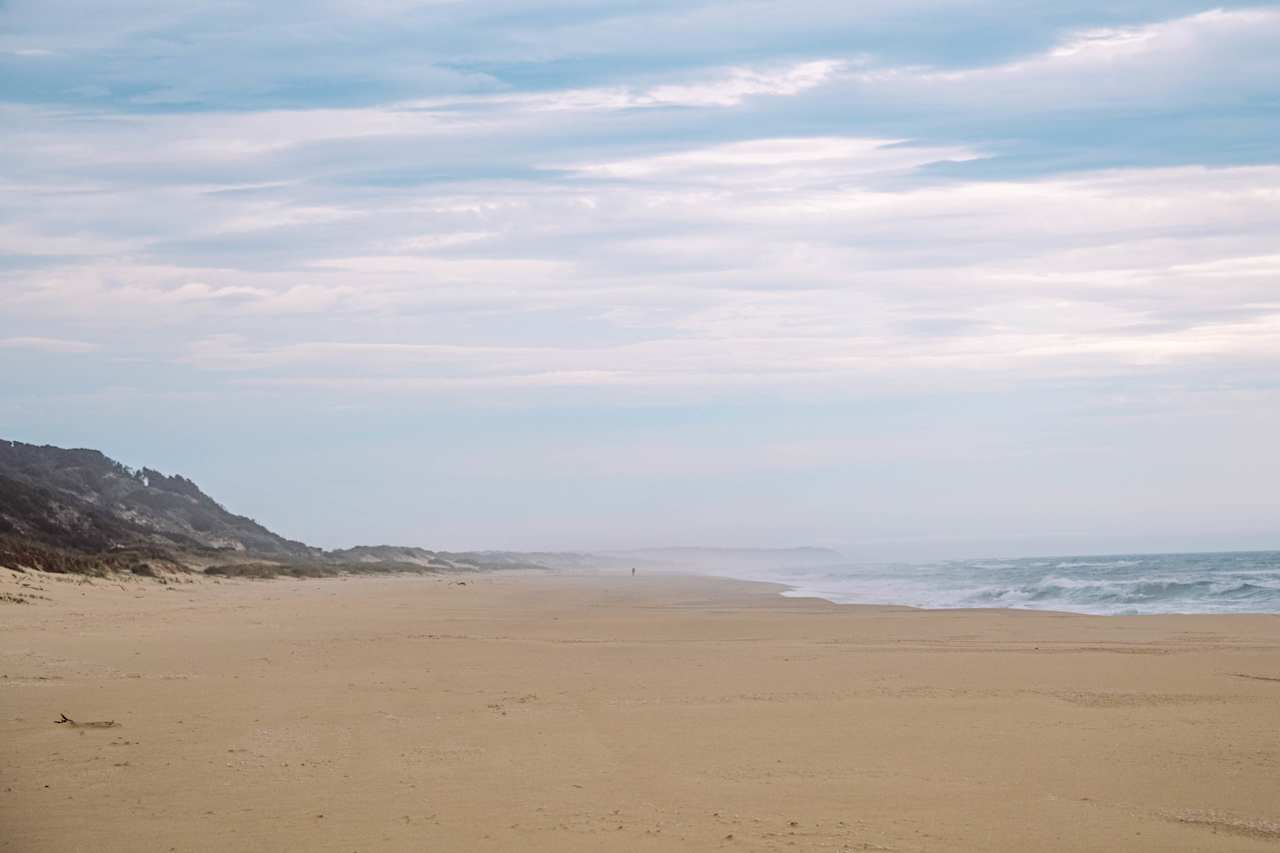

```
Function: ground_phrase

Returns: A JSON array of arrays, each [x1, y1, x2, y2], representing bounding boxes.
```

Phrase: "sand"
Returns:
[[3, 567, 1280, 852]]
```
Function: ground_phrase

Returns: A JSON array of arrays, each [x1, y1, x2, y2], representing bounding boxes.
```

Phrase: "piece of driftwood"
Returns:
[[54, 713, 119, 729]]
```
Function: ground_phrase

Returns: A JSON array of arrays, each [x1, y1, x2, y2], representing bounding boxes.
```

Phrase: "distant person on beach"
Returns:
[[631, 567, 635, 577]]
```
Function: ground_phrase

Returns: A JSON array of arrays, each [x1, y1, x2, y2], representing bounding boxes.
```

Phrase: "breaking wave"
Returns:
[[725, 551, 1280, 615]]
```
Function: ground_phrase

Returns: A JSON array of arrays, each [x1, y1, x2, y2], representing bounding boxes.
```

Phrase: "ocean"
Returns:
[[719, 551, 1280, 615]]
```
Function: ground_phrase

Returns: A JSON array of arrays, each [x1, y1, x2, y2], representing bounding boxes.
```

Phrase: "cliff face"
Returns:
[[0, 440, 315, 559]]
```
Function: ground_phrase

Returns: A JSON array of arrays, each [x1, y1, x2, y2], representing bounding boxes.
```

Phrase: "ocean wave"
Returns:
[[763, 551, 1280, 615]]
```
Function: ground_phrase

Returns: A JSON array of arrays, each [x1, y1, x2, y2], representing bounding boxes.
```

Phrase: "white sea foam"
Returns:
[[720, 551, 1280, 615]]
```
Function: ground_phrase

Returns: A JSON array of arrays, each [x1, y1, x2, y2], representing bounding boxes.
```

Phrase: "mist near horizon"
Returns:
[[5, 415, 1275, 561], [3, 2, 1278, 558]]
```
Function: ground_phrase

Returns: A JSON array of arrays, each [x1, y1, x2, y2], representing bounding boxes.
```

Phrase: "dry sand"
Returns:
[[3, 567, 1280, 852]]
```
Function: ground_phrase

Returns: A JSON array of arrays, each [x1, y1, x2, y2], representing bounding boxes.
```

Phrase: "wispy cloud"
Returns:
[[2, 1, 1278, 549], [0, 336, 97, 353]]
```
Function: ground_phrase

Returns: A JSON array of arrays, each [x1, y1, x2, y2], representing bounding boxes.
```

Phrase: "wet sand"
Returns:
[[3, 568, 1280, 851]]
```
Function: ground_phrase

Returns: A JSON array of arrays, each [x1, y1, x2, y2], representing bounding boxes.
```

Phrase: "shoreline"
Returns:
[[646, 568, 1280, 619], [4, 568, 1280, 851], [696, 556, 1280, 617], [12, 559, 1280, 619]]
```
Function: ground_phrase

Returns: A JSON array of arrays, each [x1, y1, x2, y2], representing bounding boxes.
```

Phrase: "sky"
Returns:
[[2, 1, 1279, 558]]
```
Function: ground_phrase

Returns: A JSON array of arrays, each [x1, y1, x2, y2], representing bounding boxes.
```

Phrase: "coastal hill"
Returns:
[[327, 546, 595, 572], [0, 440, 543, 577], [0, 440, 315, 558]]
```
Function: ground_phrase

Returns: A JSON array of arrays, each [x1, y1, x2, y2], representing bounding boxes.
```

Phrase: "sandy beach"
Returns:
[[3, 568, 1280, 852]]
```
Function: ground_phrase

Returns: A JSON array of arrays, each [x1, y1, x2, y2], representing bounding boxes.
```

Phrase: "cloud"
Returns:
[[3, 4, 1278, 406], [5, 1, 1264, 112], [507, 59, 846, 111], [0, 336, 97, 353], [568, 136, 977, 183], [910, 7, 1280, 107]]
